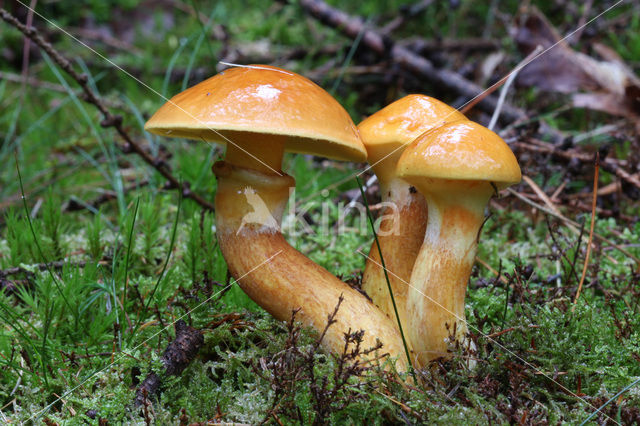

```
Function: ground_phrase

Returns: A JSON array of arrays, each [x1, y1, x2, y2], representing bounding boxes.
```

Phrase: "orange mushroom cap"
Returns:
[[397, 121, 521, 189], [358, 94, 466, 182], [145, 64, 366, 162]]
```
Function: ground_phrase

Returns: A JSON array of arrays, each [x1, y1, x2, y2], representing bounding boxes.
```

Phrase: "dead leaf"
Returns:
[[513, 7, 640, 130]]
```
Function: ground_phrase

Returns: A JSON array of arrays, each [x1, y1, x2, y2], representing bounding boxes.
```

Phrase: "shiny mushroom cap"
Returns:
[[144, 64, 366, 162], [397, 120, 521, 191], [357, 95, 466, 179]]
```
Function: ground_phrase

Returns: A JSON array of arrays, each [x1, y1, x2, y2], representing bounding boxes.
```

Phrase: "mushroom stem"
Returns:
[[356, 94, 467, 351], [213, 161, 408, 370], [362, 176, 426, 340], [407, 181, 493, 366], [224, 132, 286, 175]]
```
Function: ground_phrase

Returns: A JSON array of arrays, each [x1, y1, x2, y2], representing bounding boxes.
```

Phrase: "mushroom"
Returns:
[[357, 95, 465, 348], [145, 65, 408, 369], [396, 121, 521, 366]]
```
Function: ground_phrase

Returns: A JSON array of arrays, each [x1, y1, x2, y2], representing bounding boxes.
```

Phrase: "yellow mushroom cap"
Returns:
[[357, 95, 466, 180], [397, 121, 521, 189], [144, 65, 366, 162]]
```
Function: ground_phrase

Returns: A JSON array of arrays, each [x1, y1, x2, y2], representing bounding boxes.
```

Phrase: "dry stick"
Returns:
[[401, 37, 499, 53], [512, 141, 640, 193], [465, 46, 542, 120], [0, 8, 215, 211], [573, 154, 599, 308], [475, 256, 509, 285], [299, 0, 526, 123], [506, 188, 640, 266], [521, 175, 579, 236], [488, 47, 543, 130], [134, 320, 204, 407]]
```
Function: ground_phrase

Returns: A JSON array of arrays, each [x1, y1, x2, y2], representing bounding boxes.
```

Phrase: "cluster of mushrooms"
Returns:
[[145, 65, 521, 373]]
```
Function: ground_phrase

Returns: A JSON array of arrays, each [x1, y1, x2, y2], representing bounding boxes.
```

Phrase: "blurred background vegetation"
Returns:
[[1, 0, 639, 424]]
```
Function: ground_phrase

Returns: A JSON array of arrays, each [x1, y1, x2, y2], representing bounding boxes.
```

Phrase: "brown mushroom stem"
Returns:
[[356, 94, 466, 345], [407, 181, 492, 366], [362, 176, 426, 340], [213, 161, 408, 370]]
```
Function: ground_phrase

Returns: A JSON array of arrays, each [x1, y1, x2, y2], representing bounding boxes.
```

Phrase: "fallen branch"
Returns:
[[0, 8, 215, 211], [512, 139, 640, 194], [400, 37, 500, 53], [134, 320, 204, 407], [299, 0, 527, 123]]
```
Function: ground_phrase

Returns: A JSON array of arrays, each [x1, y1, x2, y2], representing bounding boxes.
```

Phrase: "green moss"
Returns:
[[2, 0, 639, 423]]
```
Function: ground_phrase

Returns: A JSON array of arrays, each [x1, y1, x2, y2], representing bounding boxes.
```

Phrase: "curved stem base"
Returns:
[[213, 161, 409, 371]]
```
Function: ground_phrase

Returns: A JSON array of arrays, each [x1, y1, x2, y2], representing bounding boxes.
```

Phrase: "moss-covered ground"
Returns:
[[1, 1, 639, 424]]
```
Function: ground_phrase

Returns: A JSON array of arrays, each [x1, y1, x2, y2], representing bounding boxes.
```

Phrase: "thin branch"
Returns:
[[573, 154, 599, 308], [512, 140, 640, 193], [0, 8, 215, 211], [134, 320, 204, 407], [488, 46, 543, 130], [507, 188, 640, 266], [399, 37, 499, 53], [299, 0, 526, 122]]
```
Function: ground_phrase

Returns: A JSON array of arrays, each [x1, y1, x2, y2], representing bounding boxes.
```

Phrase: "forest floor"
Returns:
[[1, 1, 639, 424]]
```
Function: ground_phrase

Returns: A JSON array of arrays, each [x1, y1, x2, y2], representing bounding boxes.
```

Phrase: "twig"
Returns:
[[399, 37, 499, 53], [522, 175, 577, 234], [134, 320, 204, 407], [488, 46, 543, 130], [475, 256, 509, 285], [506, 188, 640, 266], [299, 0, 526, 122], [486, 327, 516, 339], [0, 8, 215, 211], [512, 140, 640, 193], [466, 45, 542, 123], [573, 154, 599, 308]]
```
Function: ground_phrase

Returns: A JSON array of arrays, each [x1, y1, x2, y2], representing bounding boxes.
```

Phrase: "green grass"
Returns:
[[1, 0, 640, 424]]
